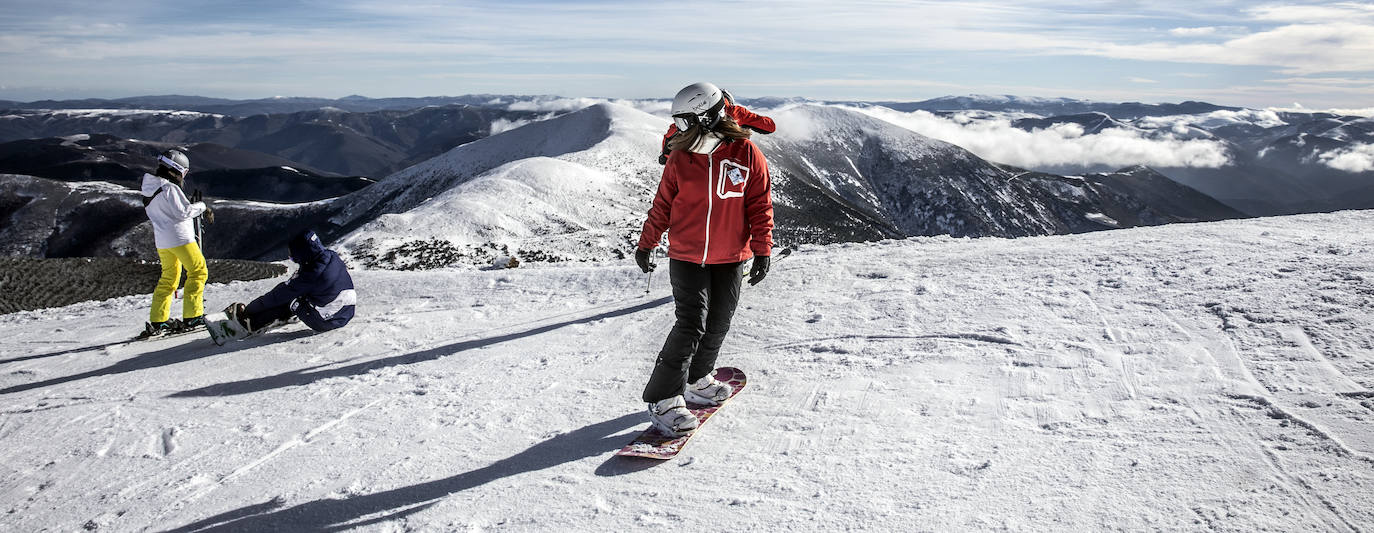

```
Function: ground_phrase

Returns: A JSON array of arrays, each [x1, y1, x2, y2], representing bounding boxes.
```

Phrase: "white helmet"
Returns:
[[671, 82, 726, 131], [157, 149, 190, 176]]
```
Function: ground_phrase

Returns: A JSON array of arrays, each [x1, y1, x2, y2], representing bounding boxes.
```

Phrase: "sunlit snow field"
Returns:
[[2, 210, 1373, 531]]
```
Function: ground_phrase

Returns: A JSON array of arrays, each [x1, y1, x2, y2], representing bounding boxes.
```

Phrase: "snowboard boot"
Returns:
[[224, 303, 251, 331], [685, 374, 731, 406], [648, 395, 699, 437], [137, 320, 178, 339], [180, 315, 207, 331]]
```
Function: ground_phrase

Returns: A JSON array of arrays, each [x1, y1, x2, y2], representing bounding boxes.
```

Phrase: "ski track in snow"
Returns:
[[2, 211, 1374, 531]]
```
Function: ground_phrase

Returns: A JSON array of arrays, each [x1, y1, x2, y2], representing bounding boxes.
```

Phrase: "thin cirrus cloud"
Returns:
[[1168, 27, 1219, 37], [1093, 3, 1374, 74]]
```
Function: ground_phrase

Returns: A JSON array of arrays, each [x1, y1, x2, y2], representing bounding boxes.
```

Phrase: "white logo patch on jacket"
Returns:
[[717, 159, 749, 199]]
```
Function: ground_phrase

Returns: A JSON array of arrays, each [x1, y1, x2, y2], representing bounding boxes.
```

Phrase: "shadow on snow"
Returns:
[[162, 412, 651, 532], [167, 296, 673, 398], [0, 330, 313, 396]]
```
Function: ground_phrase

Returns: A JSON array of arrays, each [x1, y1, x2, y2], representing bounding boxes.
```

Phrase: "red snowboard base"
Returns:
[[615, 367, 747, 460]]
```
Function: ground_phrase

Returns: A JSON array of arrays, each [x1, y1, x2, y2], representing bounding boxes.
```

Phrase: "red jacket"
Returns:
[[639, 138, 774, 264], [660, 104, 776, 161]]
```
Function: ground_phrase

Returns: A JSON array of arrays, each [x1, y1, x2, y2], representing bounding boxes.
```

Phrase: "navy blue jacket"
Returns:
[[246, 231, 356, 331]]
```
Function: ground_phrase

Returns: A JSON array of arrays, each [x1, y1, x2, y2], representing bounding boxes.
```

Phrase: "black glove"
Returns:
[[202, 205, 214, 224], [635, 248, 656, 273], [657, 153, 668, 165], [748, 255, 769, 286]]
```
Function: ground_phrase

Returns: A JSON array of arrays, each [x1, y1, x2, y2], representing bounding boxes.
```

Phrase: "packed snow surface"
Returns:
[[2, 211, 1373, 531]]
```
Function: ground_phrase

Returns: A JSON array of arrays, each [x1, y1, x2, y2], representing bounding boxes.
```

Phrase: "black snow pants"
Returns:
[[642, 259, 745, 403]]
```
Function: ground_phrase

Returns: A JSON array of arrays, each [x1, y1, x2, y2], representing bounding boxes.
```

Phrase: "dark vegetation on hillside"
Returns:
[[0, 257, 287, 314]]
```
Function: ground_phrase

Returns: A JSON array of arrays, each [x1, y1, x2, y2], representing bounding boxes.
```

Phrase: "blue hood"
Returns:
[[288, 230, 328, 264]]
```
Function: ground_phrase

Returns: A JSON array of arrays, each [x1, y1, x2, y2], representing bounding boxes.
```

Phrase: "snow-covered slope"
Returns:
[[2, 211, 1372, 531], [332, 103, 664, 268]]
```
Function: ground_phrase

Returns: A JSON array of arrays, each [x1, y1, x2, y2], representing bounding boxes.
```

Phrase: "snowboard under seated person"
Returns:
[[636, 82, 775, 437], [222, 230, 356, 336]]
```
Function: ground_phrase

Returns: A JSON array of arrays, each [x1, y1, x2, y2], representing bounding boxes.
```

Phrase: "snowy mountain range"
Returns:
[[0, 93, 1368, 266], [327, 103, 1238, 269], [852, 97, 1374, 215]]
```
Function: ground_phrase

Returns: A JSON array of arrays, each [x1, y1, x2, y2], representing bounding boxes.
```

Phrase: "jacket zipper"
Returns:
[[702, 151, 714, 266]]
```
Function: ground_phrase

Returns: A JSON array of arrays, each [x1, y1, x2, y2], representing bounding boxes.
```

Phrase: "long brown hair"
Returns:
[[667, 116, 752, 152]]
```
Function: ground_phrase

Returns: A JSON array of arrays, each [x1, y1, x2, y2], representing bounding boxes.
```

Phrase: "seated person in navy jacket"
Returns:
[[228, 230, 356, 333]]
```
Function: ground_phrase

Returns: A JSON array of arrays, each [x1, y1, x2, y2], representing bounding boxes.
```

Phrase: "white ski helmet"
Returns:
[[157, 149, 190, 177], [671, 82, 726, 131]]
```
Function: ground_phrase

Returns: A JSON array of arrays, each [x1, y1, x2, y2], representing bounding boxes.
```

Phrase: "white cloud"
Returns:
[[845, 105, 1233, 169], [1154, 108, 1287, 129], [1266, 105, 1374, 117], [1319, 143, 1374, 172], [1249, 3, 1374, 23], [1128, 77, 1159, 84], [503, 97, 669, 116], [1098, 22, 1374, 74], [490, 114, 553, 135], [1169, 27, 1218, 37]]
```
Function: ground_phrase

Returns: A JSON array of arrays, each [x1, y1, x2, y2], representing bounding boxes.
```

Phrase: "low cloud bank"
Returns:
[[490, 114, 555, 135], [1320, 143, 1374, 173], [847, 106, 1233, 170], [1267, 106, 1374, 117], [503, 97, 669, 116]]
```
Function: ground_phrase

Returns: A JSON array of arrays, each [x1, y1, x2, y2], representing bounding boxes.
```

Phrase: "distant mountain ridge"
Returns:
[[876, 95, 1242, 119], [0, 94, 545, 117], [0, 105, 544, 177], [0, 134, 371, 203]]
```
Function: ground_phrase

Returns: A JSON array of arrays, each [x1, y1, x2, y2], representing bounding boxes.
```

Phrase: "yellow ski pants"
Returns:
[[150, 242, 208, 322]]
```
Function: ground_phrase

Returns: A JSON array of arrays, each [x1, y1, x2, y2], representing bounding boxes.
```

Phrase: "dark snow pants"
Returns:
[[642, 259, 745, 403], [243, 297, 349, 333]]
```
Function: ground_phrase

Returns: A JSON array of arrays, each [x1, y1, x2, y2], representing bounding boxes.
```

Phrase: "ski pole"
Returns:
[[193, 189, 205, 248], [643, 247, 659, 295], [741, 246, 795, 279]]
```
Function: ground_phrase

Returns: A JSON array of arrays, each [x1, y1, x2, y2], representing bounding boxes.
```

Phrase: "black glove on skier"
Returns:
[[635, 248, 655, 273], [748, 255, 769, 286]]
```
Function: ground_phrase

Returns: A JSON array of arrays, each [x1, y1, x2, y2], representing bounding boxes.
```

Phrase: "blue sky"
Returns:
[[0, 1, 1370, 108]]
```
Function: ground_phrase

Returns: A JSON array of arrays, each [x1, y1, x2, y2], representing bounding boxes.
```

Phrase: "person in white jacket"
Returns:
[[139, 149, 214, 336]]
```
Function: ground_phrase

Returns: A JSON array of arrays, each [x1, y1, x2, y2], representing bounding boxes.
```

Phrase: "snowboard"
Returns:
[[205, 311, 251, 346], [133, 320, 204, 341], [615, 367, 747, 460]]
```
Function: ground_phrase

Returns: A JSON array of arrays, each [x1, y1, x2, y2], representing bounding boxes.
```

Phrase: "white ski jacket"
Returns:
[[141, 173, 206, 250]]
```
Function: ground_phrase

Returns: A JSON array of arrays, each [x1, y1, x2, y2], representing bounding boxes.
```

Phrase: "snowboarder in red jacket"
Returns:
[[636, 82, 775, 436]]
